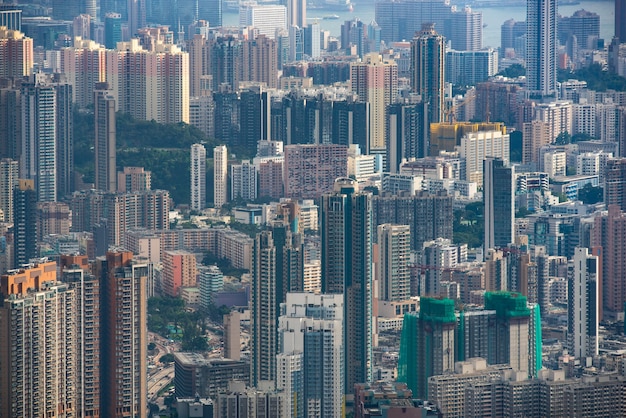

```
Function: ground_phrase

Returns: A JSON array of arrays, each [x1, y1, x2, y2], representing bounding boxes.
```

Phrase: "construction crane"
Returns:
[[443, 93, 476, 124]]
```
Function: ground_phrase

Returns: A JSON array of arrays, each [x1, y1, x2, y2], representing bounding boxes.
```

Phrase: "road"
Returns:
[[148, 365, 174, 403]]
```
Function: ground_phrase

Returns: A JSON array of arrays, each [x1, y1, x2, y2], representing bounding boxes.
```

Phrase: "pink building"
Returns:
[[161, 250, 198, 297], [284, 144, 348, 199]]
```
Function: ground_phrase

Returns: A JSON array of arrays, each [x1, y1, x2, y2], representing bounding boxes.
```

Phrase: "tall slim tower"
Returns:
[[350, 53, 398, 159], [484, 157, 514, 252], [0, 158, 18, 223], [411, 23, 445, 125], [13, 179, 37, 268], [604, 158, 626, 212], [568, 247, 599, 359], [321, 178, 372, 392], [285, 0, 306, 29], [96, 251, 148, 418], [190, 143, 206, 211], [94, 83, 116, 192], [214, 145, 228, 208], [526, 0, 558, 97], [377, 223, 411, 302], [616, 0, 626, 43]]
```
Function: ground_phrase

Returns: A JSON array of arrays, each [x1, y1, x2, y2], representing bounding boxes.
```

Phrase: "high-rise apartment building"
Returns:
[[386, 100, 429, 172], [242, 35, 278, 89], [198, 265, 224, 310], [484, 157, 514, 251], [526, 0, 558, 97], [95, 251, 148, 418], [421, 237, 460, 297], [231, 160, 257, 201], [214, 145, 228, 208], [94, 82, 116, 192], [0, 260, 77, 417], [277, 292, 344, 418], [445, 49, 498, 87], [567, 247, 599, 358], [377, 224, 411, 302], [106, 39, 189, 124], [321, 178, 373, 392], [522, 120, 551, 167], [60, 38, 106, 108], [117, 166, 151, 192], [0, 158, 18, 223], [162, 250, 198, 297], [459, 130, 510, 185], [593, 205, 626, 319], [350, 53, 398, 157], [0, 26, 32, 78], [411, 23, 445, 125], [191, 143, 207, 211], [211, 36, 242, 90], [13, 179, 37, 268], [604, 158, 626, 212], [284, 144, 348, 199]]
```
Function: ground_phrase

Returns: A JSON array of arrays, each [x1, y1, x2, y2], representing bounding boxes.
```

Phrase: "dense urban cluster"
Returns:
[[3, 0, 626, 417]]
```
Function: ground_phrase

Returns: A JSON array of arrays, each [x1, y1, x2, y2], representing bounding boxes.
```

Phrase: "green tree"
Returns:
[[555, 131, 571, 145], [497, 64, 525, 78], [159, 353, 175, 363], [577, 183, 604, 204]]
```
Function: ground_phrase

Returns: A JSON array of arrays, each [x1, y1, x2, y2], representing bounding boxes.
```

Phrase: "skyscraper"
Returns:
[[190, 143, 206, 211], [127, 0, 146, 38], [616, 0, 626, 43], [321, 178, 373, 392], [350, 53, 398, 158], [286, 0, 306, 29], [526, 0, 558, 97], [104, 12, 122, 49], [484, 157, 514, 251], [60, 37, 106, 108], [239, 4, 287, 40], [231, 160, 257, 201], [377, 223, 411, 302], [94, 83, 116, 192], [568, 247, 599, 358], [96, 250, 148, 417], [386, 99, 429, 173], [604, 158, 626, 212], [277, 292, 344, 418], [0, 158, 18, 223], [13, 179, 37, 268], [0, 26, 33, 78], [214, 145, 228, 208], [242, 35, 278, 89], [411, 23, 445, 125]]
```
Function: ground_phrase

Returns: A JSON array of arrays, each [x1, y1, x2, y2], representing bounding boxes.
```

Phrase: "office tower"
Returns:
[[284, 144, 348, 199], [203, 0, 222, 27], [96, 250, 148, 418], [230, 160, 257, 201], [605, 158, 626, 211], [350, 53, 398, 157], [60, 38, 106, 108], [445, 49, 498, 87], [198, 265, 224, 310], [94, 83, 116, 193], [239, 87, 271, 150], [0, 261, 76, 417], [304, 22, 320, 59], [321, 178, 373, 392], [377, 224, 411, 302], [61, 261, 101, 417], [484, 157, 514, 251], [373, 191, 454, 252], [617, 0, 626, 43], [342, 19, 368, 56], [500, 19, 526, 56], [277, 292, 344, 418], [332, 100, 370, 150], [398, 297, 456, 399], [174, 353, 249, 398], [224, 311, 241, 360], [593, 205, 626, 319], [0, 158, 18, 223], [104, 12, 122, 49], [289, 25, 304, 62], [286, 0, 306, 29], [386, 100, 428, 172], [162, 250, 197, 297], [0, 5, 22, 31], [117, 166, 151, 192], [13, 179, 37, 267], [127, 0, 146, 38], [241, 35, 278, 89], [568, 247, 599, 358], [411, 23, 445, 125], [190, 143, 206, 211], [211, 36, 242, 90], [73, 14, 91, 40], [52, 0, 80, 20], [214, 145, 228, 208], [0, 26, 32, 78], [459, 129, 510, 185], [522, 120, 551, 167], [526, 0, 558, 97], [484, 291, 542, 378], [106, 39, 189, 124], [251, 224, 304, 386], [559, 10, 600, 50], [240, 4, 287, 40]]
